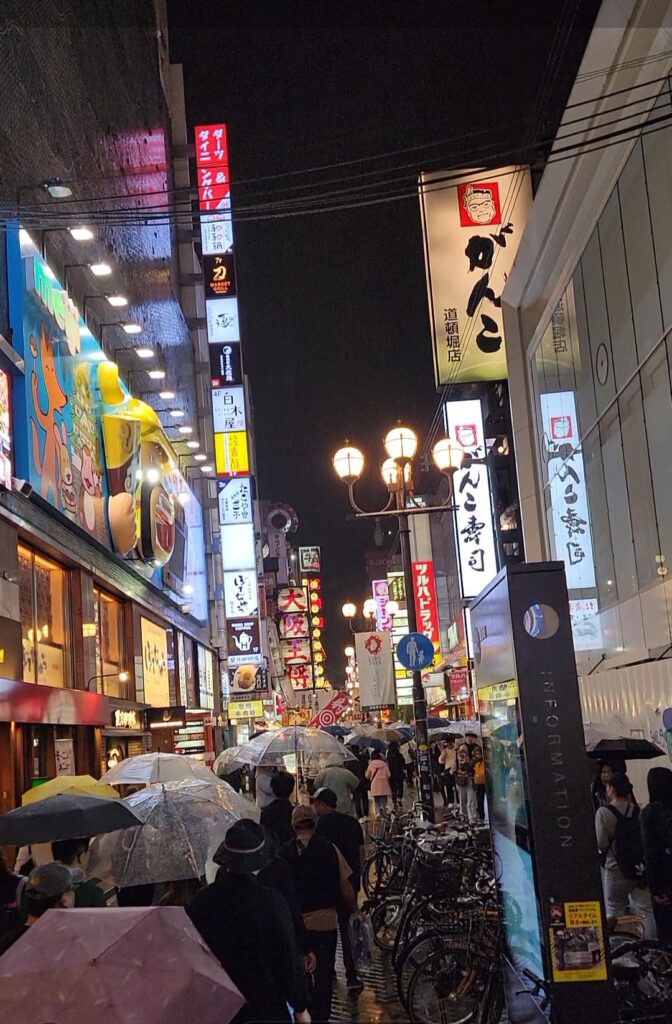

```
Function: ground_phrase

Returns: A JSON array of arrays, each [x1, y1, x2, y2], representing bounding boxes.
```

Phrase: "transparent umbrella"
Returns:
[[213, 746, 244, 776], [100, 752, 217, 787], [87, 779, 258, 888], [234, 725, 351, 767]]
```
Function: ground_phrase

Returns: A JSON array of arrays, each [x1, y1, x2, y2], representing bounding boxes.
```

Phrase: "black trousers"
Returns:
[[653, 898, 672, 943], [391, 776, 404, 804], [306, 928, 338, 1024], [353, 785, 369, 818], [475, 783, 486, 820]]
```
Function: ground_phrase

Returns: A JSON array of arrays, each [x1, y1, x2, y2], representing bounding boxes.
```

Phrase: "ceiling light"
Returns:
[[122, 323, 142, 335], [148, 369, 165, 380], [89, 262, 112, 277], [159, 390, 175, 400], [178, 425, 193, 435], [135, 347, 154, 359], [44, 178, 72, 199], [106, 294, 128, 307], [194, 453, 207, 461], [185, 441, 200, 450], [200, 465, 213, 473], [69, 226, 93, 241], [169, 409, 185, 418]]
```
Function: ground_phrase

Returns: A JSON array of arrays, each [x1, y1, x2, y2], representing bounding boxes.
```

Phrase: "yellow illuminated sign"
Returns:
[[228, 699, 263, 721], [215, 430, 250, 477], [478, 679, 518, 702]]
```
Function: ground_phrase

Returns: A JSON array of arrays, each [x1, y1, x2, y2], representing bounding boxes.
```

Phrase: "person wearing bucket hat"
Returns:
[[187, 819, 310, 1023], [279, 804, 360, 1023]]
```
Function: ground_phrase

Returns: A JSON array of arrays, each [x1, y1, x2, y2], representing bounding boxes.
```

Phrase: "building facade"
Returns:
[[502, 0, 672, 787], [0, 0, 222, 810]]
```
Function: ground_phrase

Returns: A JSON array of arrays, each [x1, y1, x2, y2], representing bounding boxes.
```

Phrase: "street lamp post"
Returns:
[[86, 670, 130, 693], [333, 426, 464, 821]]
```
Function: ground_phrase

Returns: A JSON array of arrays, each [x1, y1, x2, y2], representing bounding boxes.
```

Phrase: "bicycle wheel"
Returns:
[[407, 944, 481, 1024], [476, 971, 505, 1024], [612, 939, 672, 1018], [363, 851, 394, 898], [396, 929, 447, 1011], [370, 895, 405, 951]]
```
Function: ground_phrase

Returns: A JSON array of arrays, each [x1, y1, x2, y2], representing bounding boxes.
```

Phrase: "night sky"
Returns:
[[168, 0, 600, 669]]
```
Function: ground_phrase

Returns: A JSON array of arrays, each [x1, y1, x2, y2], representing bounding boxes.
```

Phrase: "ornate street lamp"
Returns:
[[332, 423, 464, 821]]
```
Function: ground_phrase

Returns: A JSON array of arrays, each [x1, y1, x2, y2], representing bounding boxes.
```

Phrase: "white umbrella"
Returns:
[[88, 778, 258, 887], [213, 746, 244, 776], [234, 725, 351, 767], [101, 752, 217, 787]]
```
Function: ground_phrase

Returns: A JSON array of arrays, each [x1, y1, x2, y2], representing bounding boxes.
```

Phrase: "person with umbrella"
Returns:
[[386, 741, 406, 810], [0, 862, 76, 956], [187, 819, 311, 1024]]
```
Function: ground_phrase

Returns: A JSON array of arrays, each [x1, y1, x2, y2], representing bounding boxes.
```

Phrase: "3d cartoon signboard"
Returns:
[[7, 226, 206, 612]]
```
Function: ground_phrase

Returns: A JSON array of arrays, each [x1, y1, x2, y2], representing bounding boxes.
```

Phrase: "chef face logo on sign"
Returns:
[[298, 546, 321, 573], [457, 182, 501, 227]]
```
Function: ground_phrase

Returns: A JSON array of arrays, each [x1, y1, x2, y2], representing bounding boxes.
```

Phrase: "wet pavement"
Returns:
[[332, 942, 408, 1023]]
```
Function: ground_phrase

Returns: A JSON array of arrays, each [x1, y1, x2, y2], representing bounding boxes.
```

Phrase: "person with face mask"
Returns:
[[279, 804, 360, 1024], [0, 862, 76, 956]]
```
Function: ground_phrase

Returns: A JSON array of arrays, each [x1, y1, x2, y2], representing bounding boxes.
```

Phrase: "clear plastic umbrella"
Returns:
[[87, 778, 258, 887], [100, 752, 217, 787], [213, 746, 244, 776], [234, 725, 351, 767]]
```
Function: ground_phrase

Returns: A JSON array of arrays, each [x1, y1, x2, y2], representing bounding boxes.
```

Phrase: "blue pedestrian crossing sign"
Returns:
[[397, 632, 435, 671]]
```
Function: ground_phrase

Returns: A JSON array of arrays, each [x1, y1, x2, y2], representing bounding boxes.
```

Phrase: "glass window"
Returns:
[[92, 588, 127, 697], [618, 377, 660, 589], [598, 190, 637, 390], [19, 545, 70, 687]]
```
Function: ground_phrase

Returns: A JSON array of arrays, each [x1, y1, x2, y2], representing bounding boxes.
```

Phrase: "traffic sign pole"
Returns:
[[396, 489, 435, 822]]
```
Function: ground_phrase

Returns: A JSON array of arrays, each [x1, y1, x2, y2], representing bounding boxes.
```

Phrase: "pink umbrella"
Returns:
[[0, 906, 245, 1024]]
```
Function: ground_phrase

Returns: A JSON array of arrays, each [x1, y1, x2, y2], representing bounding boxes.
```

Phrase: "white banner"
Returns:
[[539, 391, 596, 590], [54, 738, 75, 776], [445, 398, 498, 599], [355, 631, 395, 710], [420, 165, 532, 385]]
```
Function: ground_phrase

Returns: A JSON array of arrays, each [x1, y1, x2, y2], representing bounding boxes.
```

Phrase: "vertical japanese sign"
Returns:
[[372, 579, 392, 631], [412, 561, 440, 659], [419, 166, 532, 385], [355, 631, 395, 710], [445, 398, 498, 600], [386, 570, 412, 704], [539, 392, 596, 590], [196, 123, 261, 677]]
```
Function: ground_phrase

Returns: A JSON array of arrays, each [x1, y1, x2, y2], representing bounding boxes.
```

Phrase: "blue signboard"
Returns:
[[396, 632, 435, 671]]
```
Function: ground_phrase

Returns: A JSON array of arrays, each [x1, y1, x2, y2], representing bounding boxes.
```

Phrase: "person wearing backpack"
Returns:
[[640, 766, 672, 942], [595, 772, 656, 938]]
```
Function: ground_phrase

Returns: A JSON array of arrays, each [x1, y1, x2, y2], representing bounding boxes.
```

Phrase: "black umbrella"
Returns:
[[0, 792, 142, 846], [585, 736, 665, 760]]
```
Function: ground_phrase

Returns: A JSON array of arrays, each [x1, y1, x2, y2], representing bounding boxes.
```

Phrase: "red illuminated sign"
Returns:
[[412, 561, 440, 649], [195, 124, 230, 211]]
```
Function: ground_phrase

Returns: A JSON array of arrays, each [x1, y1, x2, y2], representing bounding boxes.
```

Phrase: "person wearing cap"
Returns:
[[313, 754, 360, 815], [312, 788, 366, 993], [279, 803, 360, 1023], [0, 861, 75, 957], [187, 818, 310, 1024], [260, 771, 296, 844]]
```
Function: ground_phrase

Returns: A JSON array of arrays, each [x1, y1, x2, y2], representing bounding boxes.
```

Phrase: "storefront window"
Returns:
[[93, 588, 127, 697], [19, 545, 70, 687], [530, 81, 672, 642]]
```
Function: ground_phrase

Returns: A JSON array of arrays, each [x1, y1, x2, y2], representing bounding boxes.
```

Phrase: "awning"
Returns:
[[0, 678, 110, 726]]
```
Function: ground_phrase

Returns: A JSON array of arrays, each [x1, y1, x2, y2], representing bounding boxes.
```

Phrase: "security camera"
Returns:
[[12, 478, 33, 498]]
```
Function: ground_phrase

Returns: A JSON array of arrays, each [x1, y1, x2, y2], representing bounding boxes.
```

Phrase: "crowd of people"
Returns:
[[430, 732, 486, 823], [594, 761, 672, 943]]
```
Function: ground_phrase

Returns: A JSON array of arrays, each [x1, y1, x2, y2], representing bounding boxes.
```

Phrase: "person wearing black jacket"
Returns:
[[188, 820, 309, 1024], [279, 804, 359, 1023], [641, 766, 672, 942], [260, 771, 296, 844]]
